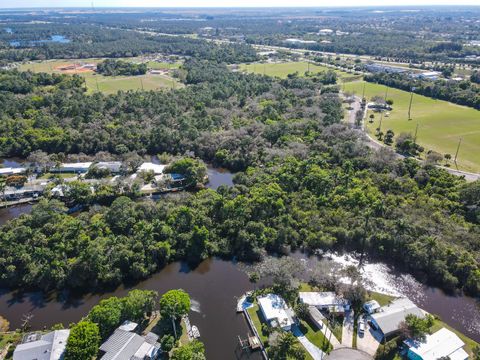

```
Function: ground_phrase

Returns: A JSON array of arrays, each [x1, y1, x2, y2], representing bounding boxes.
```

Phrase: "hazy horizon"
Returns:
[[1, 0, 480, 9]]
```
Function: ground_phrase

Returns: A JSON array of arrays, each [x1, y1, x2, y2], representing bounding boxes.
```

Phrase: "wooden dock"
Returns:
[[241, 306, 268, 359]]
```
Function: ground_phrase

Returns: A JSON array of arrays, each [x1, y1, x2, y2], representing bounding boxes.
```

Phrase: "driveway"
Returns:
[[341, 310, 354, 347], [356, 319, 382, 356]]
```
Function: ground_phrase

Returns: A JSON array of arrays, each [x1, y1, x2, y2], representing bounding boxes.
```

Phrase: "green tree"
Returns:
[[87, 297, 124, 339], [65, 321, 101, 360], [268, 332, 306, 360], [159, 289, 191, 339], [399, 314, 433, 342], [122, 289, 157, 322], [165, 158, 207, 187], [171, 340, 206, 360]]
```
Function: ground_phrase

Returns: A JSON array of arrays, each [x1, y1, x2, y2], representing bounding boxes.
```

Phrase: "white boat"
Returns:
[[191, 325, 200, 338]]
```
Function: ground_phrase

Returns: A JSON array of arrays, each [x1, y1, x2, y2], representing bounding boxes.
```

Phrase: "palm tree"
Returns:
[[268, 332, 306, 360]]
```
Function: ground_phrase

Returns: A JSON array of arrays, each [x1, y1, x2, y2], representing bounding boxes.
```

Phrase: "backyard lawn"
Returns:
[[344, 81, 480, 173]]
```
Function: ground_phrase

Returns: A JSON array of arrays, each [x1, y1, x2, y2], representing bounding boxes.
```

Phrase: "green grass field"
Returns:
[[344, 81, 480, 173], [239, 61, 353, 79], [18, 58, 182, 94]]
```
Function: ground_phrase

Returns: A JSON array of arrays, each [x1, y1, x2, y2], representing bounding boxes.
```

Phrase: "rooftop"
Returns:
[[371, 298, 424, 336], [13, 329, 70, 360], [299, 292, 350, 308], [258, 294, 295, 329], [99, 322, 159, 360], [405, 328, 468, 360]]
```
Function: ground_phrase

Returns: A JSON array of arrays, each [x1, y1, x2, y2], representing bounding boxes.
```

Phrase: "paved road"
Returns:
[[344, 95, 480, 182], [341, 310, 355, 348]]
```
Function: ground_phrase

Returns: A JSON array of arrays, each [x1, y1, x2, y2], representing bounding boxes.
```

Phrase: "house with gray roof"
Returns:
[[99, 321, 160, 360], [370, 298, 425, 339], [13, 329, 70, 360]]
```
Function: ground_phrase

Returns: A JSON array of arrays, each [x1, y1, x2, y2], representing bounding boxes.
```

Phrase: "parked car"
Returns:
[[358, 318, 365, 334]]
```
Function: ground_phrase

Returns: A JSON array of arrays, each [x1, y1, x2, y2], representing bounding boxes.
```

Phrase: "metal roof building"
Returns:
[[370, 298, 424, 338], [404, 327, 468, 360], [13, 329, 70, 360], [99, 321, 160, 360]]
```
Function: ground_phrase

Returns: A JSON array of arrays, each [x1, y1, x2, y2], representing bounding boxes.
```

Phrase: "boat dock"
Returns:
[[183, 315, 200, 340]]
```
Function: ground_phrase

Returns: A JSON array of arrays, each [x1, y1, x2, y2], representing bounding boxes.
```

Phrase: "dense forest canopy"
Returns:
[[0, 60, 479, 298]]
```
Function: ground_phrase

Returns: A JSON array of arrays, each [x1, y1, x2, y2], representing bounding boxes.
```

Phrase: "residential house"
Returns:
[[370, 298, 425, 339], [299, 292, 350, 313], [99, 321, 160, 360], [52, 162, 93, 173], [13, 329, 70, 360], [258, 294, 295, 331], [404, 327, 469, 360]]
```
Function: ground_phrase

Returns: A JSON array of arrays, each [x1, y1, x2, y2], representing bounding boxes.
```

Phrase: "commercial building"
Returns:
[[404, 327, 468, 360], [258, 294, 295, 331], [13, 329, 70, 360]]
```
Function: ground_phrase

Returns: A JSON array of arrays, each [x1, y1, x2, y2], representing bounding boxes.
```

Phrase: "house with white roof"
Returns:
[[99, 321, 160, 360], [13, 329, 70, 360], [92, 161, 123, 173], [52, 162, 93, 173], [299, 292, 350, 313], [137, 162, 166, 175], [370, 298, 425, 338], [0, 167, 27, 176], [404, 327, 469, 360], [258, 294, 295, 331]]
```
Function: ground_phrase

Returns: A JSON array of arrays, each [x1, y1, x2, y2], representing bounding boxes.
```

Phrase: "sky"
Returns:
[[1, 0, 479, 8]]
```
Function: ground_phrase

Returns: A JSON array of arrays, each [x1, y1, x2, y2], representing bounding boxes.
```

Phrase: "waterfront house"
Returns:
[[404, 327, 468, 360], [92, 161, 123, 173], [52, 162, 93, 173], [99, 321, 160, 360], [138, 162, 166, 175], [258, 294, 295, 331], [370, 298, 425, 339], [13, 329, 70, 360], [299, 292, 350, 313], [0, 167, 27, 176]]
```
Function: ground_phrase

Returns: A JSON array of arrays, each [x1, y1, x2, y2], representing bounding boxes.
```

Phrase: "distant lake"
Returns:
[[9, 34, 70, 47]]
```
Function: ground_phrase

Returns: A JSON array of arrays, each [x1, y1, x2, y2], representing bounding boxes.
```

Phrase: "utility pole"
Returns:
[[362, 82, 366, 99], [413, 121, 419, 144], [140, 78, 144, 90], [95, 77, 99, 92], [454, 137, 462, 163], [408, 87, 415, 120]]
